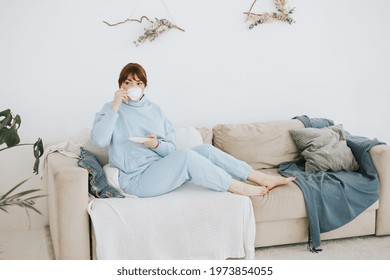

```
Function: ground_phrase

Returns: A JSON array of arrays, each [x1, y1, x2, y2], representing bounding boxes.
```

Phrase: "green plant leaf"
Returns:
[[0, 179, 46, 218], [0, 177, 31, 200], [0, 109, 21, 147], [33, 138, 44, 174], [0, 109, 12, 130]]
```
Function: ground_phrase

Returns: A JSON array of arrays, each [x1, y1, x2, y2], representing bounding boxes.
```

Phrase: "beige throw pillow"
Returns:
[[290, 124, 359, 173]]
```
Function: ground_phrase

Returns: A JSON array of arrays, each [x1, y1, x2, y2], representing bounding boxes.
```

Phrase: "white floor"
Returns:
[[1, 226, 389, 260], [0, 226, 54, 260], [256, 235, 390, 259]]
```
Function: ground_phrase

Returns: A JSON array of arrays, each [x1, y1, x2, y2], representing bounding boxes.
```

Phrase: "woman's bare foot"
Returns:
[[247, 170, 296, 191], [228, 179, 269, 196], [265, 175, 296, 190]]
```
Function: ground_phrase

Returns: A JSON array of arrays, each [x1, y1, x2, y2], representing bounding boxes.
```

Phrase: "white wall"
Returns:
[[1, 0, 390, 143], [1, 0, 390, 228]]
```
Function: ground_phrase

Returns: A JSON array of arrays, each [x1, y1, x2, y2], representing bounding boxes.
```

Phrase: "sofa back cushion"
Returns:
[[212, 119, 304, 169], [176, 127, 204, 149]]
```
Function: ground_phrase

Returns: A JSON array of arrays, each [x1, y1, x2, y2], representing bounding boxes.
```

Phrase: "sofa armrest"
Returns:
[[370, 144, 390, 235], [46, 152, 91, 259]]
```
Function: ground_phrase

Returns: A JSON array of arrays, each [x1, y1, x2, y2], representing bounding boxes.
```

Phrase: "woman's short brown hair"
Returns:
[[118, 63, 148, 87]]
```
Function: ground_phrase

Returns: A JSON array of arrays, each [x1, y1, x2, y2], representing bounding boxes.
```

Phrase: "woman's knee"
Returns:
[[173, 149, 199, 163], [191, 143, 215, 157]]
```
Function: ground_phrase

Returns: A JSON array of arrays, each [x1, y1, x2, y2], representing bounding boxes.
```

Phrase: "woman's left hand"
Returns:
[[143, 134, 159, 149]]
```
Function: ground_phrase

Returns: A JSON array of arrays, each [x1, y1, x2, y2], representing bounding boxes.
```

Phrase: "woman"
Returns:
[[91, 63, 295, 198]]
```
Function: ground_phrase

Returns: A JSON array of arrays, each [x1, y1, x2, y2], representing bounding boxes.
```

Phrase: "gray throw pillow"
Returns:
[[290, 124, 359, 173]]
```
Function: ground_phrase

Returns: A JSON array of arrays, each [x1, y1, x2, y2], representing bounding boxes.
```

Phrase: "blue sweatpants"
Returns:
[[123, 144, 252, 198]]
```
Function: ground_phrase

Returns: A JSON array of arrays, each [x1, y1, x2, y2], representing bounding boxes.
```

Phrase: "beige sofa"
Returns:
[[46, 119, 390, 259]]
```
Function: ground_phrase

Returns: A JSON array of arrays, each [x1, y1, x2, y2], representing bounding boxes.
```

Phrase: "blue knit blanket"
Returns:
[[279, 115, 384, 251]]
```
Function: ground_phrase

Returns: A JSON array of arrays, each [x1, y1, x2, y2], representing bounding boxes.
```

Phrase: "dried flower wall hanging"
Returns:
[[244, 0, 295, 29], [103, 0, 185, 46]]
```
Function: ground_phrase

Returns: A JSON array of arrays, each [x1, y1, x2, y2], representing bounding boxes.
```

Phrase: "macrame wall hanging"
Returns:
[[244, 0, 295, 29], [103, 0, 185, 46]]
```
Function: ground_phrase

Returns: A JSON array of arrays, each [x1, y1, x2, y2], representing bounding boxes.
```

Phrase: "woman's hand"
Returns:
[[143, 134, 160, 149], [111, 89, 129, 112]]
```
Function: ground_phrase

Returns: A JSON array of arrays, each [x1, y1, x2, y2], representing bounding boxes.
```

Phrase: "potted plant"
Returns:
[[0, 108, 45, 224]]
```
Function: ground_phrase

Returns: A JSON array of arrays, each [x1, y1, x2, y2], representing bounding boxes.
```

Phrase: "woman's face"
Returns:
[[121, 74, 145, 91]]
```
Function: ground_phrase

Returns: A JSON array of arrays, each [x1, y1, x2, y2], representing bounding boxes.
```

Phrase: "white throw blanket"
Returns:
[[88, 183, 255, 260]]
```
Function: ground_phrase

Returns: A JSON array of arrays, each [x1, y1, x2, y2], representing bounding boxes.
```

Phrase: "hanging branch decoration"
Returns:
[[103, 16, 185, 46], [244, 0, 295, 29]]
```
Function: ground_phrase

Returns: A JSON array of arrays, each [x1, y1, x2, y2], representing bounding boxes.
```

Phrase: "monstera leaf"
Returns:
[[0, 109, 21, 148]]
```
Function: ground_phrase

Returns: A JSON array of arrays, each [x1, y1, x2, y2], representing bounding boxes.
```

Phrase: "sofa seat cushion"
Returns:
[[213, 120, 304, 169], [250, 168, 306, 222], [251, 168, 379, 224]]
